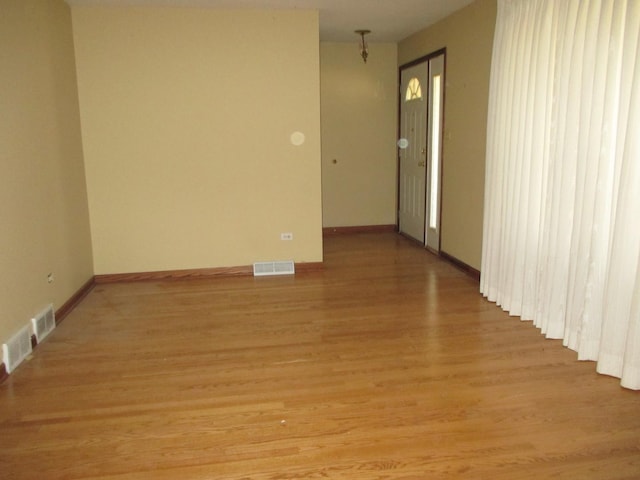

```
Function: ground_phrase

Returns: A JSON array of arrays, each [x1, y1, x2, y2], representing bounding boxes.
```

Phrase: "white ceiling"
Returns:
[[65, 0, 475, 42]]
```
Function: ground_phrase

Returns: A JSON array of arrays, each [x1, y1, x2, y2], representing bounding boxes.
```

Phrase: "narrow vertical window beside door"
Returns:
[[429, 74, 441, 230], [424, 52, 444, 253]]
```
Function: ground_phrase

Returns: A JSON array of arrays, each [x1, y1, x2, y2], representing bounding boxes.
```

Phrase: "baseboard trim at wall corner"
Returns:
[[0, 362, 8, 384], [0, 277, 95, 384], [439, 251, 481, 281], [323, 224, 397, 236], [94, 265, 256, 284], [55, 276, 96, 325], [294, 261, 324, 273]]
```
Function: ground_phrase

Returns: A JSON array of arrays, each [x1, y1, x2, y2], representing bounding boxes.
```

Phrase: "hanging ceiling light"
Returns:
[[354, 29, 371, 63]]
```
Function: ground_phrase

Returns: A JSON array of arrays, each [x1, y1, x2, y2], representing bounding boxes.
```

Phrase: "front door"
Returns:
[[398, 62, 428, 243]]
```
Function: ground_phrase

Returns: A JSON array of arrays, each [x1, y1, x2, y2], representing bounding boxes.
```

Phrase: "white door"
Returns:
[[398, 53, 445, 251], [398, 63, 428, 243]]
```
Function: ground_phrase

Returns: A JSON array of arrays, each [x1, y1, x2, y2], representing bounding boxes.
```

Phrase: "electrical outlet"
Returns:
[[280, 232, 293, 241]]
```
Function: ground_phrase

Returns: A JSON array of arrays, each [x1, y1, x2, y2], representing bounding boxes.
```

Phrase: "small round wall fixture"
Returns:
[[290, 131, 306, 146]]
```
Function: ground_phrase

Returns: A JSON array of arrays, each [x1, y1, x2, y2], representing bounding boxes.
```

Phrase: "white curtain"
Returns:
[[481, 0, 640, 389]]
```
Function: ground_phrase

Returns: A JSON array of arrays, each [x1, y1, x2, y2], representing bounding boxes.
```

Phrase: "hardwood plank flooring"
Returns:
[[1, 233, 639, 479]]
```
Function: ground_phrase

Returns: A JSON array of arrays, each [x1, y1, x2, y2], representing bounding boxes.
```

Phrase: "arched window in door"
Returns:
[[405, 77, 423, 101]]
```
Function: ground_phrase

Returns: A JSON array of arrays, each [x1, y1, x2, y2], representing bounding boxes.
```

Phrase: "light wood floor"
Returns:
[[1, 233, 639, 479]]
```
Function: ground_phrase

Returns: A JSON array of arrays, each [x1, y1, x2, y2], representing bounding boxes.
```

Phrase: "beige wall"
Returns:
[[320, 43, 398, 228], [72, 6, 323, 274], [399, 0, 496, 270], [0, 1, 93, 345]]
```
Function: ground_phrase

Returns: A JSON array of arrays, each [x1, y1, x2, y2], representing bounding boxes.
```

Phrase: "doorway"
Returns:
[[398, 50, 445, 252]]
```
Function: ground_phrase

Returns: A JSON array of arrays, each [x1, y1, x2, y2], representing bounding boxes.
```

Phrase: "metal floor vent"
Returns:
[[2, 325, 33, 374], [32, 304, 55, 344], [253, 260, 295, 276]]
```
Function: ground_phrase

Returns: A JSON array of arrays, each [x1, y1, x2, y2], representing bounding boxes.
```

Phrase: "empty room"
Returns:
[[1, 0, 639, 478]]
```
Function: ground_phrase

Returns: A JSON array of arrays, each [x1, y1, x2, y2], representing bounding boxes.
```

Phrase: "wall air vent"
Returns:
[[2, 325, 33, 374], [31, 304, 56, 344], [253, 261, 295, 276]]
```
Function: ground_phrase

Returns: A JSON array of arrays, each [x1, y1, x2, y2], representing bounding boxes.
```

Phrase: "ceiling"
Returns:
[[65, 0, 476, 42]]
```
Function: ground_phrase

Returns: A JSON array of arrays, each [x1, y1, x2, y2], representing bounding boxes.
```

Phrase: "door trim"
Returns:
[[397, 48, 446, 251]]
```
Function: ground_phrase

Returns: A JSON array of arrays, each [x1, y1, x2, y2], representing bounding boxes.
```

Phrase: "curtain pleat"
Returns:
[[482, 0, 640, 389]]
